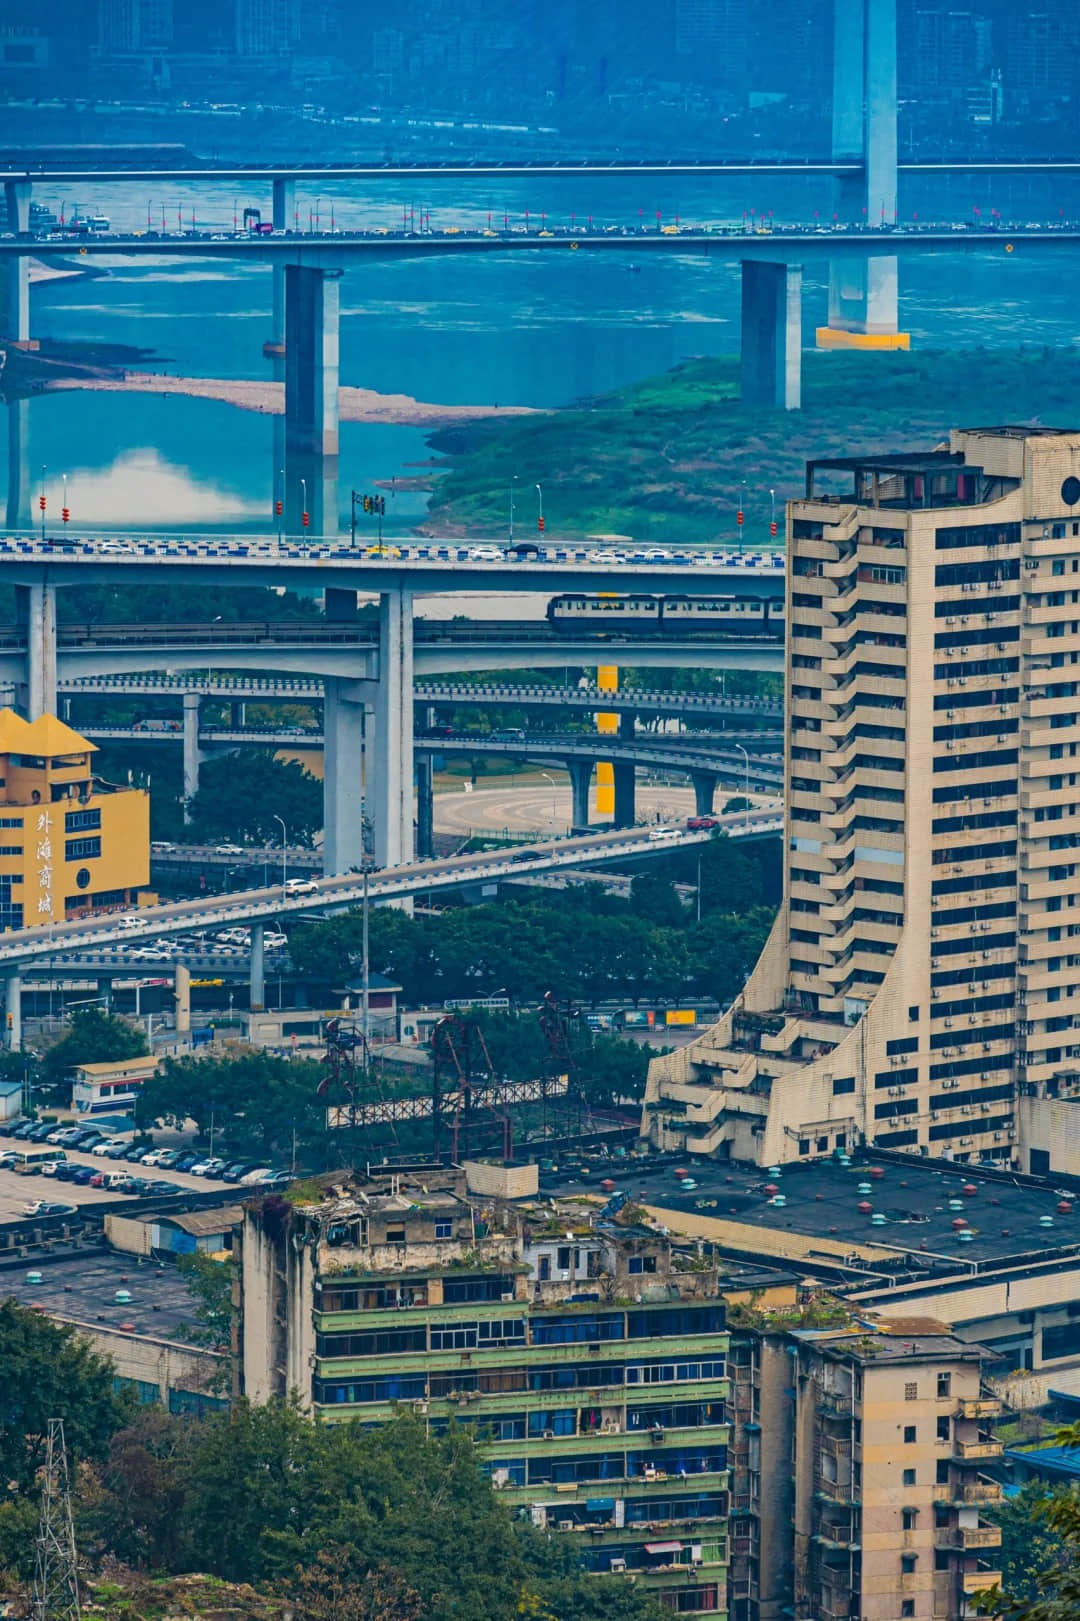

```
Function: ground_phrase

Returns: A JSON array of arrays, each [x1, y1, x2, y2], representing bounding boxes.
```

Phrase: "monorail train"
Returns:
[[545, 593, 784, 636]]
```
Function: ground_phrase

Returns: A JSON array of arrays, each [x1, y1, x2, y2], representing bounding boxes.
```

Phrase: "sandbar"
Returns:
[[43, 370, 544, 428]]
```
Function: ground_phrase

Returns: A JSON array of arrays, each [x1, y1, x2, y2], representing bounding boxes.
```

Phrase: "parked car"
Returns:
[[171, 1152, 200, 1172], [123, 1141, 156, 1162], [258, 1171, 296, 1191], [145, 1179, 181, 1195], [0, 1151, 16, 1171], [686, 815, 719, 831], [51, 1163, 79, 1181], [189, 1157, 226, 1177], [11, 1122, 37, 1140], [240, 1166, 275, 1185], [23, 1199, 60, 1215], [139, 1148, 173, 1167], [27, 1123, 55, 1141], [221, 1162, 253, 1183], [68, 1166, 96, 1185]]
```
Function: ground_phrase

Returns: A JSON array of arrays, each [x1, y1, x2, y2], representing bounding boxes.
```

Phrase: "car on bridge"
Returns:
[[284, 876, 319, 895]]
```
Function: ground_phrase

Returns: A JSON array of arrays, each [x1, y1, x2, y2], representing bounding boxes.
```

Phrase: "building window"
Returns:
[[936, 1460, 951, 1485], [65, 836, 101, 861], [908, 1006, 919, 1022], [902, 1603, 915, 1618], [904, 1382, 919, 1400], [903, 1469, 917, 1487], [64, 807, 101, 832], [434, 1220, 452, 1239], [937, 1417, 951, 1441], [936, 1372, 951, 1398], [901, 1554, 917, 1574], [902, 1508, 918, 1532], [384, 1227, 406, 1244], [904, 1426, 917, 1444]]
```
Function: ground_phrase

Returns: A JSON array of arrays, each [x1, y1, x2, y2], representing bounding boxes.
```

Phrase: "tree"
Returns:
[[186, 750, 322, 847], [40, 1007, 148, 1098], [176, 1252, 237, 1393], [291, 1549, 424, 1621], [0, 1299, 131, 1499], [974, 1425, 1080, 1618], [137, 1051, 327, 1160]]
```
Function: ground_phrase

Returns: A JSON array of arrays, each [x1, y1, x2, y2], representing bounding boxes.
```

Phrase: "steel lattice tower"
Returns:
[[32, 1418, 80, 1621]]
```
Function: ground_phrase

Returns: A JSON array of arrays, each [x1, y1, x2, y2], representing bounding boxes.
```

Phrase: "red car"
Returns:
[[686, 816, 719, 831]]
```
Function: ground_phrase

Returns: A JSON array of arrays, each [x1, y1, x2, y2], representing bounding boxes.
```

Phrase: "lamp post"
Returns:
[[272, 814, 287, 896], [539, 770, 559, 834], [535, 482, 544, 535], [509, 474, 518, 541], [300, 477, 309, 534]]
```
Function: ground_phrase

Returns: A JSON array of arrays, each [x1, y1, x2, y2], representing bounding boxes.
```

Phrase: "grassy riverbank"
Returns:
[[425, 345, 1080, 543]]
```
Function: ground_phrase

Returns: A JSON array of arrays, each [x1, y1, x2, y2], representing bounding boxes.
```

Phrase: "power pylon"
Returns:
[[32, 1418, 80, 1621]]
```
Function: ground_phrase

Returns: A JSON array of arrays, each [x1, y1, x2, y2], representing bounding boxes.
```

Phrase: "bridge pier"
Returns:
[[284, 264, 340, 460], [416, 753, 434, 859], [613, 761, 636, 829], [322, 676, 368, 876], [692, 771, 719, 819], [740, 262, 802, 411], [567, 759, 592, 831], [4, 974, 19, 1052], [182, 693, 204, 822], [16, 581, 57, 720], [267, 179, 295, 357], [373, 589, 415, 871], [820, 0, 906, 350], [6, 400, 29, 531], [249, 920, 265, 1012], [3, 179, 31, 346]]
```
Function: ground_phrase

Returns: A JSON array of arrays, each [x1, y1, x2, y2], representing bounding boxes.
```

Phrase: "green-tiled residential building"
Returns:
[[240, 1169, 730, 1615]]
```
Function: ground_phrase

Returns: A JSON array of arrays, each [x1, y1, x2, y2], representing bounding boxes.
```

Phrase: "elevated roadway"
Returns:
[[0, 813, 784, 1044], [62, 672, 784, 723], [1, 224, 1072, 263]]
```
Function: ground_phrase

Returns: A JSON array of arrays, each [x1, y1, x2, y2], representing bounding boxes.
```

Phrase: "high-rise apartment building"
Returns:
[[729, 1319, 1002, 1621], [240, 1168, 731, 1614], [97, 0, 172, 53], [644, 427, 1080, 1167]]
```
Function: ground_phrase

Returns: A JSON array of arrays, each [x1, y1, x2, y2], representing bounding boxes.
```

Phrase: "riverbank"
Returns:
[[43, 371, 544, 429], [422, 345, 1080, 542]]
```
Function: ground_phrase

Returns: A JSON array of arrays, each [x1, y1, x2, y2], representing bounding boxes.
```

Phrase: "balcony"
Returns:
[[962, 1569, 1003, 1596], [957, 1398, 1002, 1420], [938, 1524, 1002, 1552], [959, 1481, 1004, 1505], [817, 1392, 853, 1419], [954, 1439, 1003, 1462]]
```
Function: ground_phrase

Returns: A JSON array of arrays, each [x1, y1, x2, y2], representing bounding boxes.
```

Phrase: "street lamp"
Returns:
[[300, 476, 309, 534], [535, 482, 544, 535], [539, 770, 559, 835], [272, 814, 287, 895], [509, 474, 518, 541]]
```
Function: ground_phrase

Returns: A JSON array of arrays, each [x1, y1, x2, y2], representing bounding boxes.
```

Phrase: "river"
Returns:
[[5, 174, 1080, 535]]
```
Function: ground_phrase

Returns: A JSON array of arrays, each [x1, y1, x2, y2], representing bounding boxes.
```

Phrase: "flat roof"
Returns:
[[1004, 1443, 1080, 1479], [560, 1154, 1080, 1274], [793, 1327, 982, 1365], [0, 1249, 203, 1342]]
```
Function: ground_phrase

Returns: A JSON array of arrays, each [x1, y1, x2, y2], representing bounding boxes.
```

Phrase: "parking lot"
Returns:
[[0, 1143, 235, 1221]]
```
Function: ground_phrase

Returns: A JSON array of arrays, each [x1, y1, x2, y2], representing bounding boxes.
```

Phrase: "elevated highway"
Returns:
[[61, 672, 784, 723], [0, 813, 784, 1046]]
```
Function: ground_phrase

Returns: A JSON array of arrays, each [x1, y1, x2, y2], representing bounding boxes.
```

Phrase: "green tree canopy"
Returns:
[[40, 1007, 148, 1096], [187, 750, 323, 847]]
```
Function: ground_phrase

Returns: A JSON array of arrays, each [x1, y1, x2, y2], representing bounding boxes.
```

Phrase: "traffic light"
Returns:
[[275, 499, 283, 517], [769, 519, 778, 537], [302, 510, 310, 529], [363, 495, 372, 513], [61, 507, 69, 525], [38, 495, 45, 514], [377, 496, 386, 516], [538, 514, 545, 532]]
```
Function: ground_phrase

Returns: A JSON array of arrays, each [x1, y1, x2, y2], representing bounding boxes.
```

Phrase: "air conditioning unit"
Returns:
[[889, 1087, 903, 1098], [1026, 560, 1039, 571], [947, 617, 957, 627], [961, 1137, 974, 1146], [980, 1102, 992, 1113], [998, 735, 1009, 743], [948, 679, 958, 688], [962, 1106, 973, 1115], [558, 1519, 575, 1532], [944, 1018, 954, 1027], [931, 989, 942, 1000], [931, 928, 940, 938], [982, 950, 992, 960], [960, 647, 970, 655], [946, 741, 956, 750]]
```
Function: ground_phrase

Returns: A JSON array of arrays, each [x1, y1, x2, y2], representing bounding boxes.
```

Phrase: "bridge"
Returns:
[[61, 671, 784, 723], [77, 719, 784, 848], [0, 0, 995, 449], [0, 814, 783, 1048]]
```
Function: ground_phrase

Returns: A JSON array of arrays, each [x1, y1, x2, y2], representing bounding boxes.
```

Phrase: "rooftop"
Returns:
[[793, 1327, 983, 1366], [553, 1153, 1080, 1278], [1, 1248, 203, 1342]]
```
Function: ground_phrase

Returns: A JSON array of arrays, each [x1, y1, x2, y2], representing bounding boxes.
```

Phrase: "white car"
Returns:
[[284, 877, 318, 896], [468, 545, 504, 562], [115, 913, 147, 931], [648, 825, 677, 841], [139, 1148, 171, 1167], [263, 930, 288, 949], [240, 1166, 275, 1185]]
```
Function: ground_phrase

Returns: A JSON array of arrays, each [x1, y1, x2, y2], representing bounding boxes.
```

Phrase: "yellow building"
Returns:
[[0, 709, 149, 929]]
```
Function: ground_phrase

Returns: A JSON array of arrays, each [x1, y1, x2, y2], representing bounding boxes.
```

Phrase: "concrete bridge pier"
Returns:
[[373, 589, 415, 871], [692, 771, 719, 819], [6, 400, 30, 531], [820, 0, 906, 350], [182, 692, 205, 822], [284, 447, 338, 539], [268, 178, 296, 357], [3, 179, 31, 346], [416, 754, 434, 860], [249, 920, 265, 1012], [740, 262, 802, 411], [613, 762, 636, 829], [4, 973, 20, 1051], [284, 264, 341, 460], [567, 759, 592, 831], [16, 581, 56, 719], [322, 676, 369, 877]]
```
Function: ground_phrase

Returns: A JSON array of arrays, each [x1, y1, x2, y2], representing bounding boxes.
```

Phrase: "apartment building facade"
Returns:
[[644, 427, 1080, 1167], [728, 1318, 1002, 1621], [240, 1171, 731, 1615]]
